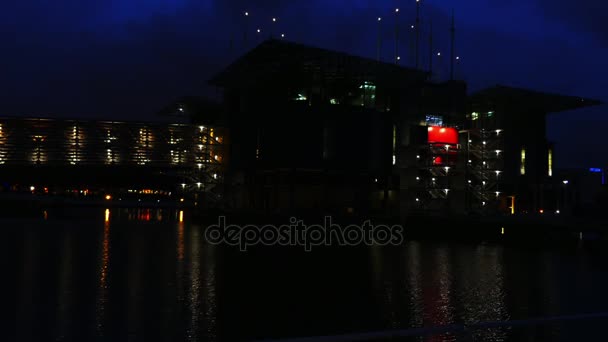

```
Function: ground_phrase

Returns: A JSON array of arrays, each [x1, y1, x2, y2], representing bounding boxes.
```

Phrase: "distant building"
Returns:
[[1, 39, 601, 217], [0, 117, 226, 204], [209, 39, 601, 218], [466, 86, 600, 215]]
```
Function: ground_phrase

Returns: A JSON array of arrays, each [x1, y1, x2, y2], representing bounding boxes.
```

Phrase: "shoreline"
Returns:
[[1, 193, 606, 243]]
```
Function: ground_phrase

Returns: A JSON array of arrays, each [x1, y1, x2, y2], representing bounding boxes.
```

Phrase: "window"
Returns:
[[486, 111, 494, 117], [520, 148, 526, 175], [392, 125, 397, 165], [425, 115, 444, 126], [548, 149, 553, 177], [359, 82, 376, 108]]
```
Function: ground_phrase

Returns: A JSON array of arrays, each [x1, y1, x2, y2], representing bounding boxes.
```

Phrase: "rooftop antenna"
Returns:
[[450, 10, 456, 80], [377, 17, 382, 62], [394, 8, 400, 64], [415, 0, 421, 68], [271, 17, 277, 39], [243, 11, 250, 46], [428, 19, 433, 76]]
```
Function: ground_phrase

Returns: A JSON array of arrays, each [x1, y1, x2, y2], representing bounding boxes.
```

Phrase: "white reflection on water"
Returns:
[[182, 224, 218, 342], [466, 245, 508, 341], [54, 232, 75, 340], [369, 245, 401, 329], [96, 213, 111, 336], [187, 226, 201, 341], [406, 241, 424, 329]]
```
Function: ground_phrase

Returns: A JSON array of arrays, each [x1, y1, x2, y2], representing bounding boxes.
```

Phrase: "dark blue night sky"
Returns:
[[1, 0, 606, 168]]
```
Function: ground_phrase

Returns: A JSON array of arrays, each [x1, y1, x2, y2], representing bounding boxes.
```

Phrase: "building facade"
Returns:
[[0, 117, 227, 205]]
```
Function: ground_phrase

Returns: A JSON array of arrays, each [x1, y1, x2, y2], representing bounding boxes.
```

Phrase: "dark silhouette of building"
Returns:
[[209, 39, 601, 218], [0, 39, 601, 218]]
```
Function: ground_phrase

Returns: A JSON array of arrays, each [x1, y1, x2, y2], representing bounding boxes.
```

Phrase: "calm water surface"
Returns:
[[3, 208, 608, 341]]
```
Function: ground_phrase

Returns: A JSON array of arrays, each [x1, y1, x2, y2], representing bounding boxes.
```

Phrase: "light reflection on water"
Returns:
[[7, 209, 608, 341]]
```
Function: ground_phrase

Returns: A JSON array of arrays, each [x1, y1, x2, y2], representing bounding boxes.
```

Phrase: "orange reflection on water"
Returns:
[[96, 212, 111, 335], [100, 219, 110, 287], [177, 220, 185, 261]]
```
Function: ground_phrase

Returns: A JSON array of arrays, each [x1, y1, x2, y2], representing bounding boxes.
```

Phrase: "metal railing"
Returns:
[[252, 312, 608, 342]]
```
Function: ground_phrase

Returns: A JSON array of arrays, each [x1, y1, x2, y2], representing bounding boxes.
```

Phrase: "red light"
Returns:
[[428, 126, 458, 145], [433, 156, 443, 165]]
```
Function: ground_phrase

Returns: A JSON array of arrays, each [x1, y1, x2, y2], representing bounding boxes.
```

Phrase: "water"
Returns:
[[3, 208, 608, 341]]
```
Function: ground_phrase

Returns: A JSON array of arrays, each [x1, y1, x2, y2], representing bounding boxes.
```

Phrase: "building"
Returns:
[[0, 116, 227, 205], [209, 39, 467, 216], [1, 39, 600, 217], [209, 39, 601, 218], [466, 86, 601, 215]]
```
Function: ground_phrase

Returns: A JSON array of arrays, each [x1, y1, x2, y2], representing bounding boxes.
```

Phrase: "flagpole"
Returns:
[[377, 17, 382, 62], [395, 8, 400, 64], [450, 10, 456, 80], [415, 0, 421, 68]]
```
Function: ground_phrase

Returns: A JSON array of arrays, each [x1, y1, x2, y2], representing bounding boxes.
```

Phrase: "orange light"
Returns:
[[105, 209, 110, 222], [105, 195, 112, 201], [179, 210, 184, 223]]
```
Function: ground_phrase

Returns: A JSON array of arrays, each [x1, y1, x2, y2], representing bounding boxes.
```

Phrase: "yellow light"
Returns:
[[105, 195, 112, 201], [179, 210, 184, 223], [510, 196, 515, 215], [548, 149, 553, 177], [180, 198, 184, 202], [105, 209, 110, 222], [501, 227, 505, 235], [520, 148, 526, 175]]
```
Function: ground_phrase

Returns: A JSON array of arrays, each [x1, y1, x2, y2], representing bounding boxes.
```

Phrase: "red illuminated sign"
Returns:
[[427, 126, 458, 145]]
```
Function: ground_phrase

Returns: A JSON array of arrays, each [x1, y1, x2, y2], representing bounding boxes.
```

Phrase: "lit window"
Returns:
[[520, 148, 526, 175], [471, 112, 479, 121], [330, 98, 339, 105], [425, 115, 444, 126], [487, 111, 494, 117], [392, 125, 397, 165], [548, 149, 553, 177], [359, 81, 376, 108], [294, 94, 307, 101]]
